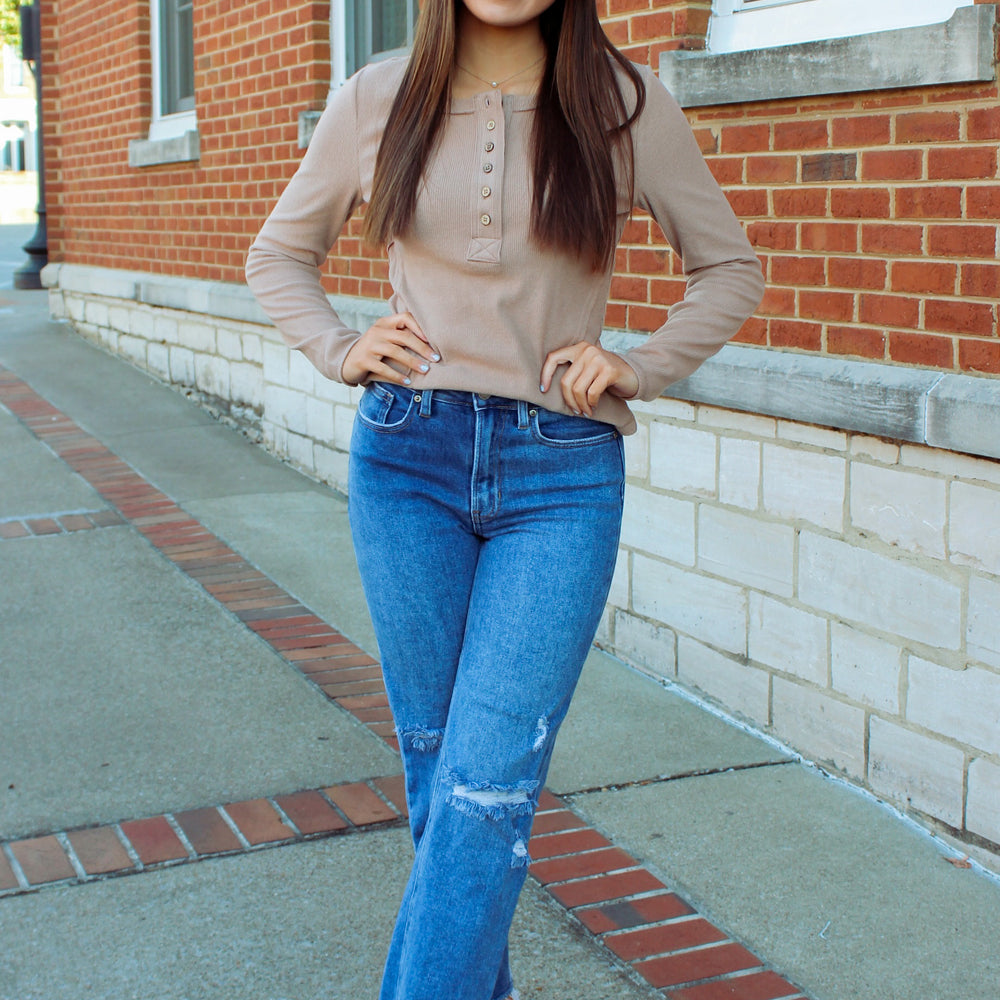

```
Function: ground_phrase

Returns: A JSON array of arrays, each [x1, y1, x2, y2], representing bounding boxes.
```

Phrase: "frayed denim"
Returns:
[[348, 384, 624, 1000]]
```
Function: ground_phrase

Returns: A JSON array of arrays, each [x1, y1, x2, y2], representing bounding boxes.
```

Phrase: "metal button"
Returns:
[[483, 162, 493, 173], [482, 185, 491, 198], [413, 394, 422, 402], [528, 409, 537, 417], [485, 98, 491, 107], [486, 120, 496, 131], [480, 213, 492, 226], [485, 141, 495, 152]]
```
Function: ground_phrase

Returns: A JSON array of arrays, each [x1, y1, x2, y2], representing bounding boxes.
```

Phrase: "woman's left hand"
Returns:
[[540, 342, 639, 417]]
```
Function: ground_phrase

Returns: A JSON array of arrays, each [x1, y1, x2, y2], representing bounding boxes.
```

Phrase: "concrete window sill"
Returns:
[[660, 4, 997, 107], [128, 130, 200, 168]]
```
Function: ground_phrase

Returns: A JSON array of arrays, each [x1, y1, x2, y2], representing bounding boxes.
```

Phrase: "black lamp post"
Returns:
[[13, 0, 47, 290]]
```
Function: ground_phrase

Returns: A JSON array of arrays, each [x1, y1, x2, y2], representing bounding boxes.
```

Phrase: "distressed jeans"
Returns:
[[348, 382, 625, 1000]]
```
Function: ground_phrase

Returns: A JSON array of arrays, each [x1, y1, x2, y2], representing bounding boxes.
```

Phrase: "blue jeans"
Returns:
[[348, 383, 625, 1000]]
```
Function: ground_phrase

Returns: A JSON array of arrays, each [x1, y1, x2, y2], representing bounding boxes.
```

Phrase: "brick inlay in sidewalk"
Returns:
[[0, 365, 811, 999], [0, 777, 405, 898]]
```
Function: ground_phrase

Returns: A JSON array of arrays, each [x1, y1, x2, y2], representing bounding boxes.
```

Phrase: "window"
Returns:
[[1, 121, 28, 172], [330, 0, 418, 85], [149, 0, 195, 140], [709, 0, 976, 54]]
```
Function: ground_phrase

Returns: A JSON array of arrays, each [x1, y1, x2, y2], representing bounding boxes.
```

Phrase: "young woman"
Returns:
[[246, 1, 764, 996]]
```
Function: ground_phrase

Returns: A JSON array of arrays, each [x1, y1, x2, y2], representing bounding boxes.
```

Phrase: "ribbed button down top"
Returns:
[[245, 56, 765, 435]]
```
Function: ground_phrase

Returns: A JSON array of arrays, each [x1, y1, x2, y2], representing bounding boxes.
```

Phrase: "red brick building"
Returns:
[[40, 1, 1000, 870]]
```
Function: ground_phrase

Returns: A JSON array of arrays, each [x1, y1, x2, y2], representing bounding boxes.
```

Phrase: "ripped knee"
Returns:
[[396, 724, 444, 753], [444, 769, 539, 868]]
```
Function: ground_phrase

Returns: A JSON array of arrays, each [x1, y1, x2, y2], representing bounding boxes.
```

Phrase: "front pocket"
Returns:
[[529, 408, 619, 448], [355, 382, 417, 433]]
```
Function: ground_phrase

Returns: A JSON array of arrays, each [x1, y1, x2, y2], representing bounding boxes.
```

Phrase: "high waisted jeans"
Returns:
[[348, 382, 625, 1000]]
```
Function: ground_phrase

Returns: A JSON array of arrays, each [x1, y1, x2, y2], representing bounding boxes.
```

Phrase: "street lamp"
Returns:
[[13, 0, 47, 290]]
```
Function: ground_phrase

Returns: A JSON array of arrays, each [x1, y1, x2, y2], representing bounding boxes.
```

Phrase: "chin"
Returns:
[[460, 0, 556, 29]]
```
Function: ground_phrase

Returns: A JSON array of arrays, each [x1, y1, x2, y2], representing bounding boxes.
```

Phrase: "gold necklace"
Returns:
[[455, 53, 545, 90]]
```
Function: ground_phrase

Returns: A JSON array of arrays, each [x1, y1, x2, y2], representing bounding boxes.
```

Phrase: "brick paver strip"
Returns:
[[173, 807, 243, 856], [668, 970, 805, 1000], [273, 791, 348, 836], [606, 917, 728, 962], [577, 893, 694, 934], [120, 816, 190, 865], [0, 851, 20, 890], [66, 827, 136, 876], [529, 828, 614, 860], [636, 942, 763, 989], [373, 774, 409, 818], [530, 847, 638, 885], [324, 782, 398, 826], [0, 367, 811, 999], [9, 835, 76, 885], [224, 799, 296, 846]]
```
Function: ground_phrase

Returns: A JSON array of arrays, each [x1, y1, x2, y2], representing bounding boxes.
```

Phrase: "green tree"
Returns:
[[0, 0, 29, 51]]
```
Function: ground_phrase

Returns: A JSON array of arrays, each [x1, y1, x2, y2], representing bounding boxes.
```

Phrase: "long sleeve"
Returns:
[[621, 66, 765, 401], [245, 69, 367, 383]]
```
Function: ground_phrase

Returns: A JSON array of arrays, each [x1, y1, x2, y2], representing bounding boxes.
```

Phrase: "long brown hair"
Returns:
[[362, 0, 646, 272]]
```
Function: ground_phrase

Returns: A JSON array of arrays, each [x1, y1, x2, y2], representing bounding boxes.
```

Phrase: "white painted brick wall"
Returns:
[[968, 575, 1000, 669], [176, 319, 214, 353], [748, 593, 827, 684], [624, 421, 649, 479], [698, 506, 794, 597], [798, 532, 963, 649], [718, 437, 760, 510], [868, 716, 965, 827], [967, 758, 1000, 844], [168, 346, 196, 385], [614, 610, 677, 679], [677, 637, 769, 723], [607, 548, 630, 611], [621, 486, 695, 566], [305, 397, 335, 443], [949, 481, 1000, 576], [632, 554, 746, 655], [288, 349, 319, 396], [850, 463, 947, 558], [763, 443, 846, 532], [906, 657, 1000, 756], [194, 354, 230, 399], [830, 623, 901, 713], [772, 677, 866, 778], [649, 423, 716, 496]]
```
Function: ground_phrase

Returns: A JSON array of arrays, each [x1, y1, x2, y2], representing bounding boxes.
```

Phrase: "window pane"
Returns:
[[371, 0, 409, 54], [160, 0, 195, 115], [346, 0, 417, 75]]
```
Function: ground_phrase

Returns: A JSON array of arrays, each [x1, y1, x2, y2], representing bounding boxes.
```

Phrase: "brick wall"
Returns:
[[42, 0, 330, 284]]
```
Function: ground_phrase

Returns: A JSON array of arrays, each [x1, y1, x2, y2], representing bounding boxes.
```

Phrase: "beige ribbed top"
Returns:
[[245, 56, 764, 434]]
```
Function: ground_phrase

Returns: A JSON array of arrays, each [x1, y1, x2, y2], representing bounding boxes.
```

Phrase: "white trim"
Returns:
[[148, 0, 197, 141], [330, 0, 348, 90], [709, 0, 975, 53]]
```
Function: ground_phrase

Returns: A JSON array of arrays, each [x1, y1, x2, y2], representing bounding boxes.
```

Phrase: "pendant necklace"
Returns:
[[455, 54, 545, 90]]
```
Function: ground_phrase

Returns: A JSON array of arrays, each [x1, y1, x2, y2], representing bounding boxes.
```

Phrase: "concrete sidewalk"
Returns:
[[1, 276, 998, 1000]]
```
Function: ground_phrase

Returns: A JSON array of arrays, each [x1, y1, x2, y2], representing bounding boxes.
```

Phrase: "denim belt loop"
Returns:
[[516, 399, 529, 430], [419, 389, 433, 418]]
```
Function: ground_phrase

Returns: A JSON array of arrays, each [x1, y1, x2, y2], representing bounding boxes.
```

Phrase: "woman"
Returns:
[[246, 1, 764, 996]]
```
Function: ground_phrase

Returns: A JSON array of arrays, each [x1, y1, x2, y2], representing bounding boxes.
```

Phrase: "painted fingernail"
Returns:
[[432, 354, 441, 362], [540, 384, 547, 392], [404, 377, 412, 385], [419, 364, 429, 373]]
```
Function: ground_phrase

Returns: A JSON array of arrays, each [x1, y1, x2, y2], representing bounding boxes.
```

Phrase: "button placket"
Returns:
[[471, 91, 504, 256]]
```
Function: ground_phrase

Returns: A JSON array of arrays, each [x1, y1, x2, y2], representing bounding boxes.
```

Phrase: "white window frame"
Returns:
[[330, 0, 417, 89], [149, 0, 196, 141], [709, 0, 976, 54]]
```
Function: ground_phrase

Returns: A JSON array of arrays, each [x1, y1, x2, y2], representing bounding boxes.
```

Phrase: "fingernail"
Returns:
[[419, 364, 429, 373], [540, 384, 546, 392], [432, 354, 441, 362], [573, 409, 581, 416], [404, 377, 412, 385]]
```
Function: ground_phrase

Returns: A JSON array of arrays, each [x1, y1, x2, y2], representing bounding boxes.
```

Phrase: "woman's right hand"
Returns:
[[341, 312, 439, 386]]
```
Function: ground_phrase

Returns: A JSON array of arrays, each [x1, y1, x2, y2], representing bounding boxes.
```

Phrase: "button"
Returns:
[[482, 186, 491, 198], [485, 141, 495, 152], [485, 98, 491, 107], [528, 409, 537, 417], [486, 120, 496, 130], [483, 162, 493, 173], [480, 214, 492, 226], [413, 394, 422, 402]]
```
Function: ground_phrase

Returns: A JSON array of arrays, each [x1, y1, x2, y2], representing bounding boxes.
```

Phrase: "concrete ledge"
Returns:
[[662, 5, 997, 107], [127, 130, 200, 167], [299, 111, 322, 149], [42, 265, 1000, 462]]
